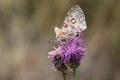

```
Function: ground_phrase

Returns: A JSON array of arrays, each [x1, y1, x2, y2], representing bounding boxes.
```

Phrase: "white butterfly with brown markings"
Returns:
[[54, 5, 87, 42]]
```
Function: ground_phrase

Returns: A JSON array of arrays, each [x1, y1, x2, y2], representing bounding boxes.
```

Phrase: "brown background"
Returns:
[[0, 0, 120, 80]]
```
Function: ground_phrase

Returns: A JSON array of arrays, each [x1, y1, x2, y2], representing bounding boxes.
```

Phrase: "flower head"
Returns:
[[48, 47, 67, 72], [48, 35, 86, 71], [59, 35, 85, 69]]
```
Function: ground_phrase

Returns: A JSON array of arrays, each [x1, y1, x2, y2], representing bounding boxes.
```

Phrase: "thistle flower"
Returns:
[[48, 35, 86, 80], [59, 35, 85, 69], [48, 47, 67, 72]]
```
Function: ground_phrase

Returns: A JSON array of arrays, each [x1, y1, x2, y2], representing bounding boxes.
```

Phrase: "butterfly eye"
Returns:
[[71, 18, 76, 24], [63, 23, 67, 28]]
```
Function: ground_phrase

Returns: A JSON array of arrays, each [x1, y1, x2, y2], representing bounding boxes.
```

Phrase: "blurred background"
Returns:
[[0, 0, 120, 80]]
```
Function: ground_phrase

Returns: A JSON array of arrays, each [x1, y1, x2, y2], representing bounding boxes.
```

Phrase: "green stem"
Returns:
[[73, 68, 77, 80], [62, 71, 66, 80]]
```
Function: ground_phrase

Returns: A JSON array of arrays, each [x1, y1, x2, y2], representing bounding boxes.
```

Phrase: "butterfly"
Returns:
[[54, 4, 87, 42]]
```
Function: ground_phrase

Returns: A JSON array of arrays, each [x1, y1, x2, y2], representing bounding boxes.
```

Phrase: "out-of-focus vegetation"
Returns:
[[0, 0, 120, 80]]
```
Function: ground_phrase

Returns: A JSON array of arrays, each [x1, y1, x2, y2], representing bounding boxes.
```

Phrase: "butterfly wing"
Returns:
[[54, 5, 87, 42], [54, 27, 63, 38], [62, 5, 87, 34]]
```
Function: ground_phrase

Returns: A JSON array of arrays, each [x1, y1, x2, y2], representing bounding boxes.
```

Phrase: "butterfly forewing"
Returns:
[[62, 5, 87, 33]]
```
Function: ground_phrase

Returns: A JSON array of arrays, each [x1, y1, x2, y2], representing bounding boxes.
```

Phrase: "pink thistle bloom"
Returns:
[[48, 35, 86, 70], [59, 35, 85, 69], [48, 47, 67, 72]]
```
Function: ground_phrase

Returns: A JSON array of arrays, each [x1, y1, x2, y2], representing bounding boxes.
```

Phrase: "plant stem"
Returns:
[[62, 71, 66, 80], [73, 68, 76, 80]]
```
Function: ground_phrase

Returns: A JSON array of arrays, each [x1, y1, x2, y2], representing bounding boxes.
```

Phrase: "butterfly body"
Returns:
[[54, 5, 87, 42]]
